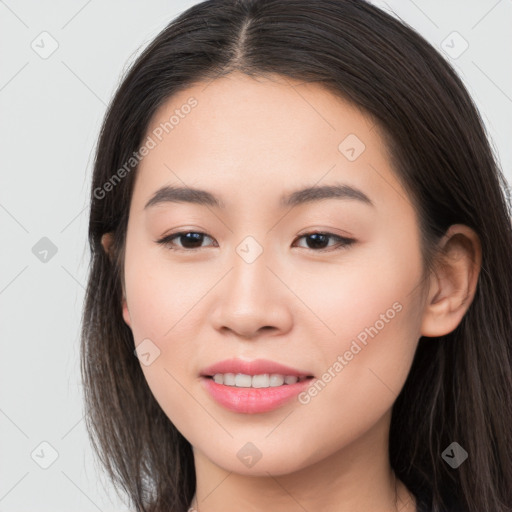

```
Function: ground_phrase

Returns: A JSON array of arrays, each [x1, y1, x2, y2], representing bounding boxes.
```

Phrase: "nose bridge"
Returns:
[[210, 230, 291, 337], [228, 233, 274, 305]]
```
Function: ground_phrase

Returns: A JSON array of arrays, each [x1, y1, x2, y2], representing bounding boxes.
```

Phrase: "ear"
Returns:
[[101, 232, 132, 328], [420, 224, 482, 337], [101, 232, 114, 261]]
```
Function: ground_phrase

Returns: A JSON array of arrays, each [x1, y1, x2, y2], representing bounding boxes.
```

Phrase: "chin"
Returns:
[[201, 444, 316, 477]]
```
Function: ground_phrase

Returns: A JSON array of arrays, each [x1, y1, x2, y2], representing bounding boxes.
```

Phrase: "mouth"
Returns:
[[199, 358, 315, 414]]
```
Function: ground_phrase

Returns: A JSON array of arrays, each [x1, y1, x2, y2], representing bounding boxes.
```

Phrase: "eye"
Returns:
[[156, 230, 355, 252], [293, 231, 355, 252], [156, 231, 216, 251]]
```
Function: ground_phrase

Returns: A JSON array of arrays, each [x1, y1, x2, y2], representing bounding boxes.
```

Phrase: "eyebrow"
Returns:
[[144, 183, 374, 210]]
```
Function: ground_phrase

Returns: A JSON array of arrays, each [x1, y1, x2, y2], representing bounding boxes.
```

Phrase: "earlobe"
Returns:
[[420, 224, 482, 338], [101, 232, 115, 261]]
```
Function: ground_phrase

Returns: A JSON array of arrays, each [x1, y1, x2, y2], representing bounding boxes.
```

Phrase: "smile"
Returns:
[[209, 373, 310, 388]]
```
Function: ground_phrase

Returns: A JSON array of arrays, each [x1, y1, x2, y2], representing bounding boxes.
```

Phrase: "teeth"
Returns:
[[211, 373, 305, 388], [223, 373, 236, 386], [235, 374, 252, 387], [213, 373, 225, 384], [252, 374, 270, 388], [269, 374, 284, 386]]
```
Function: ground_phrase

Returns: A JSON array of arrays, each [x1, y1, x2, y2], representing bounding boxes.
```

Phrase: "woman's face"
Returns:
[[121, 71, 427, 475]]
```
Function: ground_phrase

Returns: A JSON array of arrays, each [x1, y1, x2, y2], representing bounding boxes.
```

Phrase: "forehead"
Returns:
[[130, 72, 407, 215]]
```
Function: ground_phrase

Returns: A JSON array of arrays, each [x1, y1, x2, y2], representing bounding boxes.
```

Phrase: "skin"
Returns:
[[101, 72, 481, 512]]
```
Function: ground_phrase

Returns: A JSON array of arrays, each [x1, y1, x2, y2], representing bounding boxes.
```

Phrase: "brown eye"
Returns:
[[293, 232, 355, 252], [156, 231, 215, 251]]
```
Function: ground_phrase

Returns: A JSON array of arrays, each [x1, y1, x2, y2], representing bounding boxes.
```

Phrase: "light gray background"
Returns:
[[1, 1, 511, 510]]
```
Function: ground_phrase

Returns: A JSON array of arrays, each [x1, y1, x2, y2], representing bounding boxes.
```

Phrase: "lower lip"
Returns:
[[201, 376, 314, 414]]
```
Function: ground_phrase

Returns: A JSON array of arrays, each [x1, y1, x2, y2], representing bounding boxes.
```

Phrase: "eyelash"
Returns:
[[155, 230, 355, 253]]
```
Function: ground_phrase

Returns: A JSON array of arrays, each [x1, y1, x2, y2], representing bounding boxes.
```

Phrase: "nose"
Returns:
[[209, 247, 293, 340]]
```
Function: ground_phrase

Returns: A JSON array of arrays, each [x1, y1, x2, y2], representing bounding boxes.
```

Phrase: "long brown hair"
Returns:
[[80, 1, 512, 510]]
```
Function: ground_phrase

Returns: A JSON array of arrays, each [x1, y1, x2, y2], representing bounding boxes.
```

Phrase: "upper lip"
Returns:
[[200, 358, 313, 378]]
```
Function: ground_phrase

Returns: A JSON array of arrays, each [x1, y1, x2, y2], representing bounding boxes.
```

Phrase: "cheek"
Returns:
[[284, 276, 422, 471], [122, 236, 202, 341], [293, 240, 422, 352], [122, 241, 212, 429], [292, 236, 423, 408], [124, 263, 204, 383]]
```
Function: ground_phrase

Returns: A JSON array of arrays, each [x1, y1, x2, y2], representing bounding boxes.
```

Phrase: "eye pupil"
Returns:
[[305, 233, 329, 249], [181, 232, 204, 248]]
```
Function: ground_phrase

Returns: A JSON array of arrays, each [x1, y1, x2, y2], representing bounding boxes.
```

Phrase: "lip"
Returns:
[[201, 377, 314, 414], [200, 358, 315, 414], [200, 358, 313, 378]]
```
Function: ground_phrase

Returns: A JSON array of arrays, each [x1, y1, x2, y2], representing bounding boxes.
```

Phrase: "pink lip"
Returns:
[[200, 358, 315, 414], [200, 358, 313, 378], [201, 377, 313, 414]]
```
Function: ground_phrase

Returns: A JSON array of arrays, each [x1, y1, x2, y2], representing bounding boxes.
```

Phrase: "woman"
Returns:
[[80, 1, 512, 511]]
